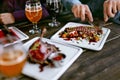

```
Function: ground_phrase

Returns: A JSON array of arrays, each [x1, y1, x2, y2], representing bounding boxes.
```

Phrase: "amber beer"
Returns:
[[25, 7, 42, 23], [0, 50, 26, 77]]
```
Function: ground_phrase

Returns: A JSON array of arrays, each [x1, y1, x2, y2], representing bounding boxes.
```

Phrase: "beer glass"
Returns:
[[0, 37, 27, 80], [25, 0, 42, 34]]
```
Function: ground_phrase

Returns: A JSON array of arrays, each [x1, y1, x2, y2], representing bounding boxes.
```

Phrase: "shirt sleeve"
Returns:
[[111, 11, 120, 24], [87, 0, 104, 16], [13, 10, 27, 22], [62, 0, 81, 11], [2, 0, 27, 22]]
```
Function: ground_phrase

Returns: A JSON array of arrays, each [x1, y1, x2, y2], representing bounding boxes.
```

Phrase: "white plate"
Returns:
[[51, 22, 111, 51], [9, 27, 29, 41], [0, 27, 29, 41], [22, 37, 83, 80]]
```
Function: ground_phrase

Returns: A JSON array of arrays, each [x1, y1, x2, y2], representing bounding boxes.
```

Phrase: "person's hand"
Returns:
[[0, 13, 15, 25], [72, 4, 93, 22], [104, 0, 120, 22]]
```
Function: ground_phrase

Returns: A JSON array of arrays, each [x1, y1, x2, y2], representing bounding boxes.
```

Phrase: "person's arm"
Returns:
[[62, 0, 81, 11], [0, 0, 15, 24], [13, 10, 27, 22], [41, 5, 49, 19], [62, 0, 93, 22], [87, 0, 104, 14], [0, 13, 15, 25], [2, 0, 27, 22], [103, 0, 120, 22]]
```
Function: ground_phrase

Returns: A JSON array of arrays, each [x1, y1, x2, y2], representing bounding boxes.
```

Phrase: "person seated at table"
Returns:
[[0, 0, 49, 25], [62, 0, 120, 24], [0, 0, 15, 25]]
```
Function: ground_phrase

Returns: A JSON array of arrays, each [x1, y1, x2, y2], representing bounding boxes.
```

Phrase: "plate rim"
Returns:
[[9, 26, 29, 41]]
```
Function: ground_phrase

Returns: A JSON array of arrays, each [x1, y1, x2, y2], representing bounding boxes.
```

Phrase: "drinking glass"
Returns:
[[25, 0, 42, 34], [46, 0, 62, 27], [0, 37, 27, 80]]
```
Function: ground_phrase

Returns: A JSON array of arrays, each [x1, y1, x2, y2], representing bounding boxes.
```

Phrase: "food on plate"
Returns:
[[59, 26, 103, 42], [0, 29, 19, 44], [28, 39, 66, 71]]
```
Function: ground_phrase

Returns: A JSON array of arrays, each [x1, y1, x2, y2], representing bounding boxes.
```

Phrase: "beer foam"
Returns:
[[25, 7, 42, 12], [0, 50, 26, 66]]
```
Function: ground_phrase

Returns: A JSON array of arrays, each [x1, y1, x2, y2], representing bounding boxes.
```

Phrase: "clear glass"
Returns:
[[25, 0, 42, 34], [0, 37, 27, 80], [46, 0, 62, 27]]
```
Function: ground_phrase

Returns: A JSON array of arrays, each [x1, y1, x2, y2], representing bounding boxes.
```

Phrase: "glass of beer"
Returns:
[[0, 37, 27, 80], [25, 0, 42, 34]]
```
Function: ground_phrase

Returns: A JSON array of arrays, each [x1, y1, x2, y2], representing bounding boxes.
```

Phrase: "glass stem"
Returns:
[[33, 23, 38, 30], [52, 17, 57, 23], [1, 76, 18, 80]]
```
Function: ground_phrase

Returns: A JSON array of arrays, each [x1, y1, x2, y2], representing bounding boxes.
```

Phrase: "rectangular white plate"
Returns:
[[0, 27, 29, 41], [9, 27, 29, 41], [51, 22, 111, 51], [22, 37, 83, 80]]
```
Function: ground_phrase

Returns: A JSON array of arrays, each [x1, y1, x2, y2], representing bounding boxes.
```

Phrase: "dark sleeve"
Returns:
[[2, 0, 27, 22], [13, 10, 27, 22], [61, 0, 81, 11], [87, 0, 104, 17], [110, 11, 120, 24], [41, 4, 49, 19]]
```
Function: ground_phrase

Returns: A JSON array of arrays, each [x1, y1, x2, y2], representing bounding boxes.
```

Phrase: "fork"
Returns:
[[88, 21, 101, 28], [89, 21, 113, 27]]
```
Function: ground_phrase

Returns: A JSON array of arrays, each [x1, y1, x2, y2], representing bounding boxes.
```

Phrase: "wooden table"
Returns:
[[0, 12, 120, 80]]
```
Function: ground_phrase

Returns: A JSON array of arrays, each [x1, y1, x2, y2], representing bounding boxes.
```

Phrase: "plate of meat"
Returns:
[[22, 37, 83, 80], [51, 22, 111, 51], [0, 27, 29, 44]]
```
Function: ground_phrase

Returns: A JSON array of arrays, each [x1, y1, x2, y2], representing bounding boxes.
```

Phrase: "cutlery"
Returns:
[[88, 21, 101, 27], [2, 25, 14, 42], [88, 21, 113, 27], [102, 22, 113, 27]]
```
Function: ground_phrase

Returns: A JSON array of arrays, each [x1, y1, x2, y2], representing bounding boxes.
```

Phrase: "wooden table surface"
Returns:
[[0, 12, 120, 80]]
